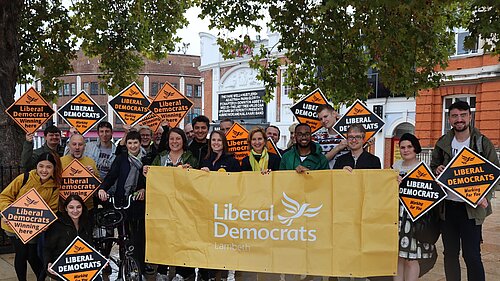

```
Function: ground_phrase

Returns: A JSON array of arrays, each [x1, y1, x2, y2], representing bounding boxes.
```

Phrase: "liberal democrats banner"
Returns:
[[145, 167, 399, 277]]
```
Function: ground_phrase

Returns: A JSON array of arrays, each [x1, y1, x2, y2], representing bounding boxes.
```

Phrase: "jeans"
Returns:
[[442, 200, 485, 281]]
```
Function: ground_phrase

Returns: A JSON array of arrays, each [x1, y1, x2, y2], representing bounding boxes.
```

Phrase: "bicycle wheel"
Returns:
[[120, 255, 142, 281]]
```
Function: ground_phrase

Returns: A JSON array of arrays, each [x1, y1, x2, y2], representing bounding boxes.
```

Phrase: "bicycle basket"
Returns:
[[95, 209, 123, 228]]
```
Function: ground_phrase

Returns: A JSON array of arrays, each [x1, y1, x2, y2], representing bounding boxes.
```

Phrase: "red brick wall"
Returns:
[[384, 138, 392, 168], [202, 70, 213, 120]]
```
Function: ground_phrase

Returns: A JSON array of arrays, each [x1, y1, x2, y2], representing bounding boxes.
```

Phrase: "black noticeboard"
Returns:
[[218, 90, 266, 119]]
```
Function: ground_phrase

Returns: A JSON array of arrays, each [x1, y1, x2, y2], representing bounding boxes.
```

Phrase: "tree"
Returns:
[[199, 0, 494, 105], [0, 0, 193, 167]]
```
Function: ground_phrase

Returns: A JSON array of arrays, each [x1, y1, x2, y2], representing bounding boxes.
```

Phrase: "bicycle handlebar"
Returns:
[[108, 194, 135, 210]]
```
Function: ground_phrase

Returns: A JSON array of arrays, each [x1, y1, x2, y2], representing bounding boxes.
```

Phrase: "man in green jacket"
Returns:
[[280, 123, 329, 172], [431, 101, 499, 281], [21, 125, 65, 171]]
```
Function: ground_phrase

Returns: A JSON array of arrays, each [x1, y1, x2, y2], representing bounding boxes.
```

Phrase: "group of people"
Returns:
[[0, 100, 497, 281]]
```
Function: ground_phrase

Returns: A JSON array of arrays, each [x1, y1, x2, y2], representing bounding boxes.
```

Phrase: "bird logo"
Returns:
[[129, 89, 139, 96], [24, 197, 39, 207], [415, 170, 427, 179], [312, 96, 321, 102], [26, 95, 38, 104], [162, 90, 175, 98], [69, 167, 83, 176], [232, 130, 243, 138], [277, 192, 323, 226], [78, 96, 88, 103], [352, 107, 365, 115], [461, 155, 475, 165], [73, 245, 85, 253]]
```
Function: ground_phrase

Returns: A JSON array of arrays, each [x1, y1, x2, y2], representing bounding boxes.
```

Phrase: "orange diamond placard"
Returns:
[[51, 236, 108, 281], [138, 111, 162, 133], [226, 122, 249, 164], [58, 91, 106, 135], [399, 162, 447, 221], [266, 137, 282, 158], [5, 87, 55, 134], [109, 82, 150, 126], [148, 82, 193, 127], [1, 188, 57, 243], [437, 146, 500, 207], [61, 159, 102, 202], [290, 88, 328, 133], [333, 100, 385, 143]]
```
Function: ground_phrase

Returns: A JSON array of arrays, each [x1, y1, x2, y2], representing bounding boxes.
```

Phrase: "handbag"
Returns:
[[414, 207, 441, 244]]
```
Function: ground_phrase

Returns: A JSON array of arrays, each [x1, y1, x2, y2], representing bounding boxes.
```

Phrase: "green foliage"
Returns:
[[19, 0, 76, 101], [199, 0, 487, 105], [465, 0, 500, 56], [71, 0, 193, 95]]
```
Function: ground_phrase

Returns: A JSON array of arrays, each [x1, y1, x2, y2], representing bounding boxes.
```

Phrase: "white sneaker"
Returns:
[[172, 274, 185, 281], [156, 273, 169, 281]]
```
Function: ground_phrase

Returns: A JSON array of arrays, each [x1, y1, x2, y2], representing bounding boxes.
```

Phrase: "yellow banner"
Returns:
[[145, 167, 399, 277]]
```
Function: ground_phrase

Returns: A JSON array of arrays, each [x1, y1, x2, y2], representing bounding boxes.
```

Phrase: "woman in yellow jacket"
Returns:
[[0, 152, 61, 281]]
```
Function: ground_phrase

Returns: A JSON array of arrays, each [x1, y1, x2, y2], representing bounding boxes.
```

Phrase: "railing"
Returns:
[[0, 165, 23, 254]]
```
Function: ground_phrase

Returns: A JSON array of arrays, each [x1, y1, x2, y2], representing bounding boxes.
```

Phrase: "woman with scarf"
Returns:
[[97, 130, 147, 278], [241, 127, 281, 172]]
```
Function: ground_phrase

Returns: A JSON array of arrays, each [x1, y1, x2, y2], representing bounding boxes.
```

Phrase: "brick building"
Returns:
[[415, 37, 500, 159], [50, 50, 202, 139]]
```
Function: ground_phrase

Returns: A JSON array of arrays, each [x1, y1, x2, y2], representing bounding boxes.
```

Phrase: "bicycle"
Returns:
[[93, 195, 142, 281]]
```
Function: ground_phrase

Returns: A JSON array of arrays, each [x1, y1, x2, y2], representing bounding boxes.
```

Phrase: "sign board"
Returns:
[[436, 146, 500, 207], [266, 137, 282, 158], [138, 111, 162, 133], [5, 87, 54, 134], [50, 236, 108, 281], [399, 162, 447, 221], [1, 188, 57, 244], [148, 82, 193, 127], [61, 159, 102, 202], [109, 82, 150, 126], [333, 100, 385, 143], [225, 122, 249, 164], [290, 88, 328, 133], [218, 90, 266, 119], [58, 91, 107, 135]]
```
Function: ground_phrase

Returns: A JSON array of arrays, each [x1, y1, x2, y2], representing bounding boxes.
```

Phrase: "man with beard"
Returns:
[[279, 123, 328, 172], [431, 101, 498, 281]]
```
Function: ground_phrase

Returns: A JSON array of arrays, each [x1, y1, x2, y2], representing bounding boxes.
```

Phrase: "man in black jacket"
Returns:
[[188, 115, 210, 161], [333, 124, 381, 170]]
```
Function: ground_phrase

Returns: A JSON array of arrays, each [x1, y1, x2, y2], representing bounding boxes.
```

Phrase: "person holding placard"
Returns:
[[21, 125, 65, 172], [241, 127, 281, 172], [333, 124, 381, 171], [188, 115, 211, 161], [393, 133, 435, 281], [0, 152, 61, 281], [431, 101, 499, 281], [313, 104, 348, 168], [43, 195, 95, 280], [219, 118, 234, 135]]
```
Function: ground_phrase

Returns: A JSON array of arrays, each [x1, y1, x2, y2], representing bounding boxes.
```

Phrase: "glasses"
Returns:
[[296, 132, 311, 138], [347, 135, 364, 141]]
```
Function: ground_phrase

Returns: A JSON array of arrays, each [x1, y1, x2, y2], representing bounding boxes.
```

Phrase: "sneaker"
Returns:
[[156, 273, 169, 281], [172, 274, 185, 281]]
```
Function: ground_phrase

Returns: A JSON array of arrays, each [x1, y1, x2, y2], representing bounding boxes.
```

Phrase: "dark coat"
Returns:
[[333, 150, 381, 170], [241, 152, 281, 171], [188, 139, 209, 162], [44, 213, 93, 267], [200, 152, 241, 172]]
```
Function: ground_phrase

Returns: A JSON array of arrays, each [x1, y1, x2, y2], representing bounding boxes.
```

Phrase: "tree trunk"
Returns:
[[0, 1, 24, 168]]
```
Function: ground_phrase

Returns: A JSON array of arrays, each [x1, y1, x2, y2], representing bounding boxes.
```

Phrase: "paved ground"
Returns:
[[1, 197, 498, 281]]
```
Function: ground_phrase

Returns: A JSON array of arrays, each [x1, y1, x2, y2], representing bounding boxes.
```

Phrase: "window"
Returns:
[[70, 83, 76, 96], [58, 86, 63, 97], [442, 95, 476, 134], [186, 85, 193, 97], [83, 82, 90, 94], [195, 85, 202, 97], [100, 86, 106, 95], [151, 82, 159, 96], [171, 83, 178, 90], [90, 82, 99, 95], [453, 31, 478, 56], [63, 83, 70, 96], [193, 107, 201, 116]]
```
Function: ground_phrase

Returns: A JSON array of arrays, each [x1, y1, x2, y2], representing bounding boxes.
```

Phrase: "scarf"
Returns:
[[249, 148, 269, 171], [123, 152, 143, 197]]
